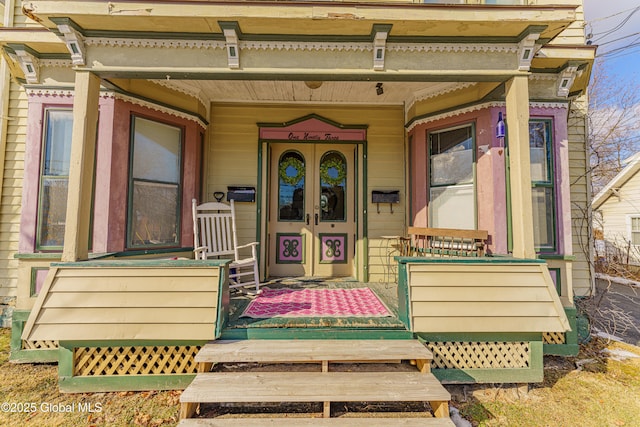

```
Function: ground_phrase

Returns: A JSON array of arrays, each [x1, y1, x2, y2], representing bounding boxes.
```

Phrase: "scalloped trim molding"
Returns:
[[85, 38, 225, 50], [84, 37, 521, 55], [407, 101, 567, 131], [39, 59, 73, 68], [389, 43, 517, 53], [26, 88, 206, 128]]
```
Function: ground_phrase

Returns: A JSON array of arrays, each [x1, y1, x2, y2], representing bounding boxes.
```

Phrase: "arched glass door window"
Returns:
[[278, 151, 305, 221], [319, 151, 347, 222]]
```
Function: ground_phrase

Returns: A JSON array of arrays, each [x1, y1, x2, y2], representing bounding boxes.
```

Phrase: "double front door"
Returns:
[[269, 143, 356, 277]]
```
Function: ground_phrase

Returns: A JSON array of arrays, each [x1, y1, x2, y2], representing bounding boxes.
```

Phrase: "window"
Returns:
[[631, 217, 640, 245], [128, 116, 182, 248], [530, 120, 555, 251], [429, 124, 475, 229], [37, 109, 73, 249], [278, 151, 305, 221]]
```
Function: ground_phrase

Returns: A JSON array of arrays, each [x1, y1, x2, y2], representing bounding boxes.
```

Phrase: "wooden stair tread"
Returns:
[[195, 340, 432, 363], [178, 417, 456, 426], [180, 372, 450, 403]]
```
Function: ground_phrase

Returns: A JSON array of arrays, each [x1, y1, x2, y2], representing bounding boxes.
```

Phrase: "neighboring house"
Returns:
[[592, 153, 640, 265], [0, 0, 593, 393]]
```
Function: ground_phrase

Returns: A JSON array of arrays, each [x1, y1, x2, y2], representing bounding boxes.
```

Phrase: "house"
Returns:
[[592, 153, 640, 265], [0, 0, 594, 399]]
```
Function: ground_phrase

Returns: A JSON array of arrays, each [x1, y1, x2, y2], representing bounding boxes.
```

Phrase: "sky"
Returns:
[[583, 0, 640, 85]]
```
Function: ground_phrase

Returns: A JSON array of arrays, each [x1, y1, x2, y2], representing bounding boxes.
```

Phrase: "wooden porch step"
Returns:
[[195, 339, 433, 367], [178, 417, 456, 426], [180, 371, 450, 407]]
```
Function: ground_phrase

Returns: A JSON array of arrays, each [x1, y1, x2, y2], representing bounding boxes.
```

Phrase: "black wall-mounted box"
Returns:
[[227, 186, 256, 202], [372, 190, 400, 204]]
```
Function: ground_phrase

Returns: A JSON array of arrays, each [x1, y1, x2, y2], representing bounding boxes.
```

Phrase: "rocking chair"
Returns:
[[192, 198, 261, 293]]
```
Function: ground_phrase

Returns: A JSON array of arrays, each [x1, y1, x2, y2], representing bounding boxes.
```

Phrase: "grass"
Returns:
[[1, 327, 639, 426]]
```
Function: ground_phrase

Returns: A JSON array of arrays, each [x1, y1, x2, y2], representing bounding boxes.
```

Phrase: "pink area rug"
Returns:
[[241, 287, 392, 318]]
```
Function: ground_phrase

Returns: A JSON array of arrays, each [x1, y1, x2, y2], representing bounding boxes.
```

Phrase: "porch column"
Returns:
[[62, 71, 100, 262], [505, 75, 535, 259]]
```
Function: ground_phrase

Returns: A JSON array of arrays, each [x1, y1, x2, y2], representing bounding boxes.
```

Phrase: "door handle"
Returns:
[[315, 213, 319, 225], [306, 213, 310, 225]]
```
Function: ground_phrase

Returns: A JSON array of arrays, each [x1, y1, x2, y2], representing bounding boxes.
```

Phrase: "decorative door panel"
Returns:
[[269, 143, 355, 277]]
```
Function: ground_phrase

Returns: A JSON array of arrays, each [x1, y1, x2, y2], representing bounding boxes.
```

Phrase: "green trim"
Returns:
[[319, 233, 348, 264], [538, 254, 576, 261], [544, 306, 579, 356], [50, 259, 230, 268], [362, 143, 369, 282], [396, 262, 411, 330], [256, 141, 264, 278], [59, 374, 196, 393], [276, 233, 306, 264], [418, 332, 541, 342], [58, 342, 74, 377], [215, 267, 229, 339], [548, 267, 562, 296], [395, 256, 545, 264], [220, 328, 413, 340], [90, 246, 194, 259], [10, 312, 59, 363], [258, 113, 369, 131], [30, 267, 49, 297], [14, 253, 63, 260], [58, 339, 208, 348], [418, 336, 544, 383]]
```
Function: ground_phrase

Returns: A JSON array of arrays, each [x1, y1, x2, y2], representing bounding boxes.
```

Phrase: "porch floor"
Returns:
[[224, 279, 407, 334]]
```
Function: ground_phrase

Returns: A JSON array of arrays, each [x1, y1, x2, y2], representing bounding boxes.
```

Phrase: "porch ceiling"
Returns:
[[149, 79, 468, 105]]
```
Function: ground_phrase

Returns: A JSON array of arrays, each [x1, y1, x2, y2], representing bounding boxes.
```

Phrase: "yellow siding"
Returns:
[[407, 262, 570, 333], [536, 0, 585, 45], [0, 82, 26, 297], [208, 103, 405, 280], [567, 95, 592, 297], [22, 265, 222, 341]]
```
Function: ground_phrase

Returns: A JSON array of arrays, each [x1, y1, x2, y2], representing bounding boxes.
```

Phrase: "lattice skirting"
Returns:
[[543, 332, 566, 344], [424, 342, 530, 369], [22, 340, 59, 350], [73, 345, 201, 376]]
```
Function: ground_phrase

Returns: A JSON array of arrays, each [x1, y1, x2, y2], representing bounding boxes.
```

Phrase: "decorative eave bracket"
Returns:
[[219, 21, 241, 69], [371, 24, 392, 71], [517, 26, 545, 71], [50, 18, 87, 66], [556, 62, 582, 97], [5, 44, 40, 83]]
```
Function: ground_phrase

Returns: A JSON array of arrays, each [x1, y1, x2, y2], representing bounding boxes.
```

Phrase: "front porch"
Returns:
[[10, 254, 574, 392]]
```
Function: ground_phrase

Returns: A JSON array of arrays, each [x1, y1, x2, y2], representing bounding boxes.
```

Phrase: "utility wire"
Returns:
[[592, 7, 640, 42]]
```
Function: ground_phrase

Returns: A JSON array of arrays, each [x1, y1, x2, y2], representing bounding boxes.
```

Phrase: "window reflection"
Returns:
[[319, 151, 346, 222], [278, 151, 305, 221]]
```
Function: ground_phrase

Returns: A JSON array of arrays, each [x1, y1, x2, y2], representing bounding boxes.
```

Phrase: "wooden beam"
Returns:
[[505, 75, 535, 259], [62, 71, 100, 262]]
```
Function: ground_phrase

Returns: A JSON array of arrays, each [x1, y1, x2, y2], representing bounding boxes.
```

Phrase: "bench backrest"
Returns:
[[407, 227, 488, 257]]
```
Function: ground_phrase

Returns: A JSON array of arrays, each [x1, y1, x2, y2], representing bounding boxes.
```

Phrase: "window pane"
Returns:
[[632, 217, 640, 232], [430, 127, 473, 186], [130, 181, 179, 246], [430, 184, 475, 229], [278, 151, 305, 221], [633, 232, 640, 245], [43, 110, 73, 176], [529, 121, 550, 182], [132, 117, 181, 183], [320, 151, 346, 222], [39, 178, 69, 247], [532, 187, 554, 249]]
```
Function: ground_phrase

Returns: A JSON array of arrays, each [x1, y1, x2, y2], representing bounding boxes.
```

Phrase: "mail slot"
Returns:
[[227, 186, 256, 202], [372, 190, 400, 204]]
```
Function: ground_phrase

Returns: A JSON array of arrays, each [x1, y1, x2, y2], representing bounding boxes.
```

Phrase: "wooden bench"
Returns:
[[406, 227, 488, 258]]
